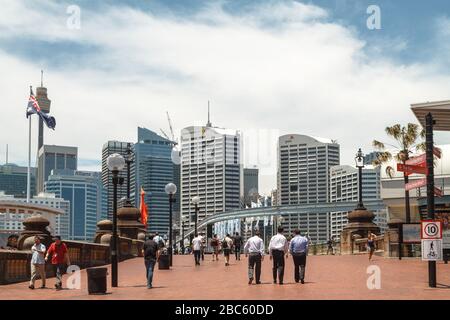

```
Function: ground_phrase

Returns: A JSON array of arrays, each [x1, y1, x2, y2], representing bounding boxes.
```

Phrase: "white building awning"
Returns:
[[411, 100, 450, 131]]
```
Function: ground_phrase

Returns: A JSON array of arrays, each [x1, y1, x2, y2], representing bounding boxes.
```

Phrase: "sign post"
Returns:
[[425, 113, 437, 288]]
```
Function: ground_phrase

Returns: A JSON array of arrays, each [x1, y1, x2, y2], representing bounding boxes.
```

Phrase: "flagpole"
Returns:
[[27, 115, 31, 203]]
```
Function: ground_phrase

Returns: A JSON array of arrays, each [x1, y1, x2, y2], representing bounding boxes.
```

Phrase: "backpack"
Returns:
[[222, 239, 228, 249], [211, 239, 218, 247]]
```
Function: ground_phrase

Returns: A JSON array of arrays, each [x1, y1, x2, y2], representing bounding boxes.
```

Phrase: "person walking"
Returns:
[[244, 230, 264, 285], [45, 236, 70, 290], [211, 234, 220, 261], [233, 232, 243, 261], [326, 237, 335, 255], [192, 233, 203, 266], [367, 232, 376, 260], [289, 229, 309, 284], [142, 234, 160, 289], [29, 236, 46, 289], [153, 232, 164, 249], [222, 234, 233, 266], [268, 226, 288, 285], [201, 233, 206, 261]]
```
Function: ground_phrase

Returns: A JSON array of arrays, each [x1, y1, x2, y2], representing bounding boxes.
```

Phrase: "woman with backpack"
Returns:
[[222, 234, 233, 266], [211, 234, 220, 261]]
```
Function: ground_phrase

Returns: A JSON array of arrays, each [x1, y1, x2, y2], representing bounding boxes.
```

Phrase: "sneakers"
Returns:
[[248, 278, 253, 285], [39, 285, 46, 289], [256, 281, 261, 284], [28, 285, 35, 290], [301, 279, 305, 284], [55, 284, 62, 290]]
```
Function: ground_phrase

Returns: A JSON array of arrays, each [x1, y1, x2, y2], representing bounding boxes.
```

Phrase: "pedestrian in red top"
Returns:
[[45, 236, 70, 290]]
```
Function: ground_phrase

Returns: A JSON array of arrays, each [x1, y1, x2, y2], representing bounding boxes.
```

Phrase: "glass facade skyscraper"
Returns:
[[0, 164, 36, 198], [36, 145, 78, 194], [45, 170, 106, 241], [102, 141, 135, 219], [135, 127, 174, 235]]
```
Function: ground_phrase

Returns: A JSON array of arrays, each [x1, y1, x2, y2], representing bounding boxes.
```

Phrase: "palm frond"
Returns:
[[373, 140, 385, 150], [385, 166, 395, 178], [416, 142, 426, 152], [385, 124, 402, 140]]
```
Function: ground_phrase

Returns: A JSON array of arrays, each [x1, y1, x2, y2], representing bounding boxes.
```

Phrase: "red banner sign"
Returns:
[[405, 178, 427, 191], [397, 163, 428, 176], [435, 187, 444, 197], [405, 154, 426, 167], [434, 147, 442, 159]]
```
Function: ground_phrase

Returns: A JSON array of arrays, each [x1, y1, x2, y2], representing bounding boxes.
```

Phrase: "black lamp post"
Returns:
[[192, 196, 200, 236], [165, 183, 177, 267], [355, 148, 366, 210], [180, 216, 185, 255], [107, 153, 125, 288], [125, 143, 133, 202]]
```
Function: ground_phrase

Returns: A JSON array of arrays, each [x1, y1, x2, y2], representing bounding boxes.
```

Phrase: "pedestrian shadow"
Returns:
[[126, 284, 167, 289], [436, 283, 450, 289]]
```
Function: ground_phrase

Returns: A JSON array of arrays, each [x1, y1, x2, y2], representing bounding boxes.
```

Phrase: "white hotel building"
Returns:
[[329, 165, 387, 240], [277, 134, 340, 242], [180, 123, 242, 235]]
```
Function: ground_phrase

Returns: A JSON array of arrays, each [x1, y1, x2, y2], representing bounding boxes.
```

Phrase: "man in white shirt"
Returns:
[[29, 236, 46, 289], [191, 234, 203, 266], [244, 230, 264, 285], [269, 226, 288, 285], [222, 234, 233, 266]]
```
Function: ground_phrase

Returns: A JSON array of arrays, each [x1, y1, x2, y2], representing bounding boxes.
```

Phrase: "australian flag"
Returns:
[[26, 87, 56, 130]]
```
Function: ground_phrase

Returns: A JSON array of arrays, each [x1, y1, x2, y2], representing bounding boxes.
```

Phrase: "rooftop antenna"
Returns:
[[206, 100, 212, 127], [40, 70, 43, 87]]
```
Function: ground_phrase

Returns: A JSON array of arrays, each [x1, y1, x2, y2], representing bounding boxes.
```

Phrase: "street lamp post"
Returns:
[[192, 196, 200, 236], [107, 153, 125, 288], [181, 215, 185, 255], [165, 183, 177, 267], [125, 143, 133, 201], [355, 148, 366, 210]]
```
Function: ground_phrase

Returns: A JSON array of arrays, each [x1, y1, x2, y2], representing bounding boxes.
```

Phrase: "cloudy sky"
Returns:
[[1, 0, 450, 194]]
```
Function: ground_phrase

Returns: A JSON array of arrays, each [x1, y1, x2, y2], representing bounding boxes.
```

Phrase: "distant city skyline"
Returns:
[[1, 0, 450, 195]]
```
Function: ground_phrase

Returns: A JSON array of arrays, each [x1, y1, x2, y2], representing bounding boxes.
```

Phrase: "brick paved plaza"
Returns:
[[1, 254, 449, 300]]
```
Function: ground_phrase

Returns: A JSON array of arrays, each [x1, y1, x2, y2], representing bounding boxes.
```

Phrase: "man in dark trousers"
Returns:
[[244, 230, 264, 285], [142, 234, 160, 289], [289, 229, 309, 284], [45, 236, 70, 290], [234, 232, 243, 261], [268, 226, 288, 285]]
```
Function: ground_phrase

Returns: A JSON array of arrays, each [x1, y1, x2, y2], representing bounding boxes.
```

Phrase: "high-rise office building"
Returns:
[[180, 121, 242, 235], [135, 127, 174, 235], [243, 167, 259, 207], [102, 141, 135, 219], [277, 134, 340, 242], [0, 192, 70, 238], [363, 151, 381, 166], [329, 165, 386, 239], [0, 164, 36, 198], [45, 170, 106, 241], [36, 145, 77, 194]]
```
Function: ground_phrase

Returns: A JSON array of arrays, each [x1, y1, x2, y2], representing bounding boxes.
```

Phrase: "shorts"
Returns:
[[223, 249, 231, 257]]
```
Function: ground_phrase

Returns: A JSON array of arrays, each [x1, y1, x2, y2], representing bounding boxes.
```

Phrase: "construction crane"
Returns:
[[166, 111, 178, 145], [160, 128, 171, 141]]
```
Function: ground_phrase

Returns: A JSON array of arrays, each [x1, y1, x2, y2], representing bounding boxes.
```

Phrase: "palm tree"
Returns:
[[372, 123, 425, 223]]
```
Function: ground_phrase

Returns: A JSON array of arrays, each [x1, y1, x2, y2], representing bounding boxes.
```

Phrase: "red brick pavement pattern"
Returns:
[[1, 254, 449, 300]]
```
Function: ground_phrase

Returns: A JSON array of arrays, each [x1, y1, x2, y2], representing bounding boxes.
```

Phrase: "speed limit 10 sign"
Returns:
[[421, 220, 443, 239]]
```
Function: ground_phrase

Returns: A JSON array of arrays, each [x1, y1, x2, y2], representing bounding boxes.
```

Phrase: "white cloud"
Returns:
[[0, 1, 449, 194]]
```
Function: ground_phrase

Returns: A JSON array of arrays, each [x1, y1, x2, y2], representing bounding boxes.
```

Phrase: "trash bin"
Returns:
[[87, 267, 108, 294], [158, 254, 170, 270]]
